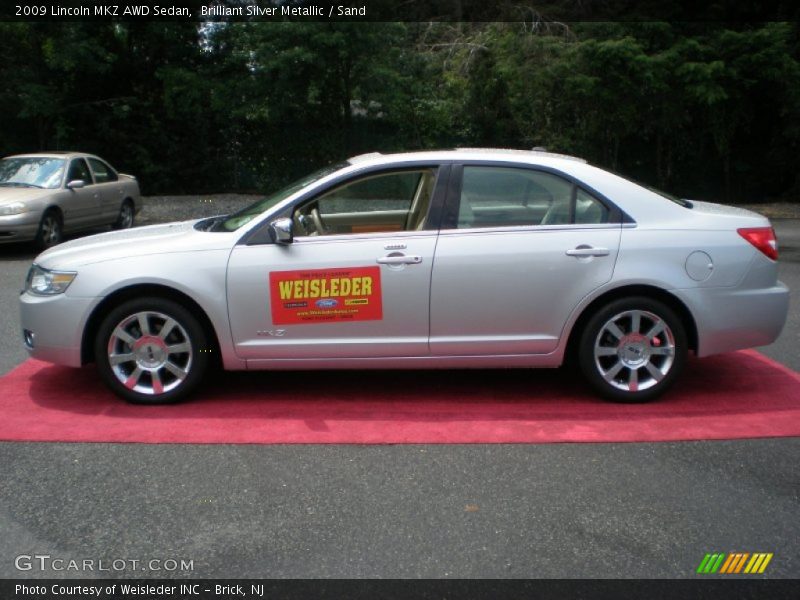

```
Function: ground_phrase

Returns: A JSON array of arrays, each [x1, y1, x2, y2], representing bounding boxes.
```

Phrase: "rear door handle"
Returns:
[[566, 246, 610, 257], [377, 254, 422, 265]]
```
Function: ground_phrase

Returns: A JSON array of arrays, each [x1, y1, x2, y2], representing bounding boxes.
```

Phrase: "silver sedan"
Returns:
[[0, 152, 140, 249], [18, 149, 789, 404]]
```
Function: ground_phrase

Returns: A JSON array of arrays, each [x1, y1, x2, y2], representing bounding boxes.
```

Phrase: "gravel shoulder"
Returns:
[[138, 194, 261, 225]]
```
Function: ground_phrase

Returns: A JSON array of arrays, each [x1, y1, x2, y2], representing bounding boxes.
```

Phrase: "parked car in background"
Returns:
[[0, 152, 140, 249], [19, 149, 789, 404]]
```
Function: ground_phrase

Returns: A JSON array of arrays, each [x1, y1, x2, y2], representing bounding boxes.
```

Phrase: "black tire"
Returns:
[[35, 209, 63, 250], [94, 297, 210, 404], [578, 296, 688, 403], [113, 200, 135, 230]]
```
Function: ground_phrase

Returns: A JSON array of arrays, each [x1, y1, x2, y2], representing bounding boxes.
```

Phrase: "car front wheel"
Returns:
[[113, 200, 134, 229], [578, 297, 687, 403], [35, 210, 63, 250], [94, 297, 210, 404]]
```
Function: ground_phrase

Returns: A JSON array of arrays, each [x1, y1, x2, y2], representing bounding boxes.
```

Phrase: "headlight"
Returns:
[[0, 202, 28, 216], [25, 264, 77, 296]]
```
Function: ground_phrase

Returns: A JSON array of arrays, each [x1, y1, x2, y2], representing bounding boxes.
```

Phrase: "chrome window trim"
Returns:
[[437, 222, 623, 236], [291, 229, 439, 245]]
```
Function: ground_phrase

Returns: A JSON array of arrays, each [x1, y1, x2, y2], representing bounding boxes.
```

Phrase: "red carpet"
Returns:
[[0, 350, 798, 444]]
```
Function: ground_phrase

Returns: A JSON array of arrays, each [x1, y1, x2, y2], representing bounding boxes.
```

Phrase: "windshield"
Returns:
[[0, 157, 65, 189], [212, 163, 347, 232]]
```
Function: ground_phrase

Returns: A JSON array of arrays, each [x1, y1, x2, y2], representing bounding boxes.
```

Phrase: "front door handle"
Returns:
[[377, 253, 422, 265], [566, 245, 610, 257]]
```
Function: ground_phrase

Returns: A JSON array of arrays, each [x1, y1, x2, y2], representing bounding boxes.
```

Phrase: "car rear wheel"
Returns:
[[578, 297, 687, 402], [94, 297, 210, 404], [113, 200, 134, 229], [35, 210, 63, 250]]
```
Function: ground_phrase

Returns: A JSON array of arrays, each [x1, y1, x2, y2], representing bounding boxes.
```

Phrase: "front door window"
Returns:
[[66, 159, 92, 185], [294, 169, 437, 236]]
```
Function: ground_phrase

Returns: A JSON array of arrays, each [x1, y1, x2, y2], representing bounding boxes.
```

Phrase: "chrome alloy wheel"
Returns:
[[106, 311, 193, 396], [593, 309, 676, 393]]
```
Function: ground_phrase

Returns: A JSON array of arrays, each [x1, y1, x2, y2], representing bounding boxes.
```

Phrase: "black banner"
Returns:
[[2, 579, 800, 600], [2, 0, 800, 22]]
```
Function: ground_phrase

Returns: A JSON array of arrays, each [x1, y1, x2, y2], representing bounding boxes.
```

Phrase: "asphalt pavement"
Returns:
[[0, 220, 798, 579]]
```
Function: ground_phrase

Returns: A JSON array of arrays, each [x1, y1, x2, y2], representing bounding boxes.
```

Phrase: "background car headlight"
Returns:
[[25, 265, 77, 295], [0, 202, 28, 216]]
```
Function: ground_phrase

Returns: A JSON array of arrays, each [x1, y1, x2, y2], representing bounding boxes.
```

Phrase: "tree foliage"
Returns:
[[0, 20, 798, 201]]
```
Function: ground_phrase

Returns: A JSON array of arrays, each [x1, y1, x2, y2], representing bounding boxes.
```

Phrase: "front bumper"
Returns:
[[0, 212, 40, 244], [19, 291, 98, 367], [673, 281, 790, 357]]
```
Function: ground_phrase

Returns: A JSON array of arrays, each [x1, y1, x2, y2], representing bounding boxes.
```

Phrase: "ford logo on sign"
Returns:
[[316, 299, 339, 309]]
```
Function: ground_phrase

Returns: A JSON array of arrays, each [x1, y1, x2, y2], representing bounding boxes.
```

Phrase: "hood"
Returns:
[[0, 186, 52, 204], [36, 219, 237, 269]]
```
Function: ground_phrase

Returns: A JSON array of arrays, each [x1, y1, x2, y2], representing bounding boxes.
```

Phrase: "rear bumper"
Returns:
[[673, 281, 790, 357]]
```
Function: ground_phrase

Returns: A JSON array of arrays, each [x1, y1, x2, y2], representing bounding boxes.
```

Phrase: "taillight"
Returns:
[[737, 227, 778, 261]]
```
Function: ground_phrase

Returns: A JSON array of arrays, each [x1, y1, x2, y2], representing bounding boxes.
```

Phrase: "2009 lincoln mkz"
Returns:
[[19, 149, 789, 404]]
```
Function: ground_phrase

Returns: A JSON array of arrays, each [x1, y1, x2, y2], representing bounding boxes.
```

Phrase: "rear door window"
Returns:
[[88, 158, 118, 183], [453, 166, 609, 228]]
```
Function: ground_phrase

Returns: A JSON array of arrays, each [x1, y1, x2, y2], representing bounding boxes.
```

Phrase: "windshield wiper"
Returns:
[[196, 215, 229, 232], [0, 182, 44, 188]]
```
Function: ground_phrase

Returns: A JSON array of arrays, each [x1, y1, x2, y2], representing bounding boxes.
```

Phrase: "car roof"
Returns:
[[347, 148, 587, 168], [4, 151, 99, 160]]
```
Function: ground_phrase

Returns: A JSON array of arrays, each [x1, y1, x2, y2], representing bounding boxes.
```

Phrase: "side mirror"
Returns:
[[66, 179, 85, 189], [268, 218, 294, 245]]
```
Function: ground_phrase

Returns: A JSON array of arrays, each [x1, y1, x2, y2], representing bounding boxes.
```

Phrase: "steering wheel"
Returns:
[[295, 213, 311, 235], [310, 206, 327, 235]]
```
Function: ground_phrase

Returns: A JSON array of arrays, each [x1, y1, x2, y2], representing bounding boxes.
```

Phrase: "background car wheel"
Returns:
[[94, 297, 210, 404], [35, 210, 63, 250], [578, 296, 687, 403], [113, 200, 134, 229]]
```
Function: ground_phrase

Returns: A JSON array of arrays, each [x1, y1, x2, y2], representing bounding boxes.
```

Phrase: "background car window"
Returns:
[[67, 159, 92, 185], [295, 169, 436, 236], [457, 167, 608, 228], [88, 158, 118, 183]]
